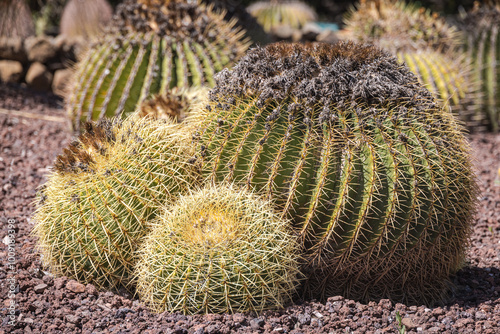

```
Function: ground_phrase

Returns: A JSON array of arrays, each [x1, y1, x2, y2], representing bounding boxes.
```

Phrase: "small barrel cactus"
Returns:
[[193, 42, 477, 303], [60, 0, 113, 40], [458, 1, 500, 132], [0, 0, 35, 39], [67, 0, 250, 132], [344, 0, 483, 131], [33, 115, 198, 289], [247, 0, 317, 33], [135, 184, 301, 314]]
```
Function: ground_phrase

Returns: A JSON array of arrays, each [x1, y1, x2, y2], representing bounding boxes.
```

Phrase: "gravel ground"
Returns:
[[0, 83, 499, 334]]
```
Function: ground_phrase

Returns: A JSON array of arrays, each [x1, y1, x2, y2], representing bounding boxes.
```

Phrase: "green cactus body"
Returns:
[[193, 42, 477, 303], [397, 49, 486, 131], [67, 0, 250, 132], [33, 115, 197, 289], [247, 0, 317, 33], [459, 2, 500, 132], [135, 184, 301, 314]]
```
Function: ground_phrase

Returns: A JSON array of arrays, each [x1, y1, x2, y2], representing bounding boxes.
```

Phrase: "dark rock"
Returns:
[[24, 35, 57, 64], [25, 62, 53, 92], [0, 38, 27, 62], [0, 60, 23, 83]]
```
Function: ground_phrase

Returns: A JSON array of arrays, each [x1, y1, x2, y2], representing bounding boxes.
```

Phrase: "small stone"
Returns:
[[23, 318, 34, 324], [52, 68, 73, 96], [65, 314, 80, 324], [402, 317, 417, 329], [33, 283, 48, 294], [0, 37, 27, 62], [25, 35, 57, 63], [432, 308, 445, 316], [272, 328, 283, 333], [0, 60, 23, 83], [297, 313, 311, 325], [66, 280, 85, 293], [313, 311, 323, 318], [250, 317, 265, 329], [272, 25, 295, 40], [53, 277, 67, 290], [25, 62, 53, 92], [85, 284, 98, 296]]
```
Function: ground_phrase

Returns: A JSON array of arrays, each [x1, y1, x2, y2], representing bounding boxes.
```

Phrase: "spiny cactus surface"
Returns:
[[60, 0, 113, 40], [0, 0, 35, 39], [396, 48, 485, 131], [247, 0, 317, 33], [458, 1, 500, 132], [33, 115, 197, 289], [193, 42, 477, 303], [67, 0, 250, 132], [135, 184, 301, 314]]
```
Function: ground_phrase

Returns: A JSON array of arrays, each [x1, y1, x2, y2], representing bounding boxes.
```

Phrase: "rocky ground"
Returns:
[[0, 83, 499, 333]]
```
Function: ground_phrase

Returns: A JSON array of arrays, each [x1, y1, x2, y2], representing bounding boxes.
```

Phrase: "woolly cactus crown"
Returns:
[[210, 41, 437, 118]]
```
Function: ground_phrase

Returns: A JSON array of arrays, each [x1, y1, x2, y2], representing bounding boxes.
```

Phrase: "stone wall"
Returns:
[[0, 35, 82, 96]]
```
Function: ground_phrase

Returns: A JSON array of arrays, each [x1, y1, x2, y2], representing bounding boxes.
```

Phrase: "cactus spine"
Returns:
[[247, 0, 317, 33], [135, 184, 301, 314], [458, 2, 500, 132], [33, 115, 197, 289], [67, 0, 250, 132], [193, 42, 477, 303]]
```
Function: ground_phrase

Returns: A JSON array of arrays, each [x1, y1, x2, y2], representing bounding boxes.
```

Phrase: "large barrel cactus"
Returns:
[[135, 184, 301, 314], [67, 0, 250, 132], [193, 42, 477, 303], [344, 0, 484, 131], [33, 115, 197, 289], [458, 1, 500, 132]]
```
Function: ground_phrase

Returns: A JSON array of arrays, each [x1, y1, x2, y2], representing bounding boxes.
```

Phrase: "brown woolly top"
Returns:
[[54, 120, 118, 174], [210, 41, 438, 122]]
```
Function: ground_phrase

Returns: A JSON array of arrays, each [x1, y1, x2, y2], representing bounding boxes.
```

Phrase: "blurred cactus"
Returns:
[[0, 0, 35, 39], [344, 0, 460, 52], [344, 0, 485, 131], [247, 0, 317, 33], [33, 115, 198, 289], [67, 0, 250, 132], [135, 184, 301, 314], [193, 42, 477, 303], [60, 0, 113, 40], [458, 1, 500, 132]]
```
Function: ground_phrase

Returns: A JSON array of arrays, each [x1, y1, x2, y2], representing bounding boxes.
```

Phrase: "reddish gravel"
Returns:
[[1, 83, 499, 334]]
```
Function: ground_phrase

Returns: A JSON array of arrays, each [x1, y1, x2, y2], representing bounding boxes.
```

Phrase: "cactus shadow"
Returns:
[[446, 265, 500, 308]]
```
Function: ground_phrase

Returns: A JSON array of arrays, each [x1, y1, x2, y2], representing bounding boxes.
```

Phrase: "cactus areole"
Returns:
[[67, 0, 249, 132], [195, 42, 477, 303]]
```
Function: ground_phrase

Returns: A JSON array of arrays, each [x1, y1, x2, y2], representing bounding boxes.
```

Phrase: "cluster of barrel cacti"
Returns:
[[33, 0, 480, 315]]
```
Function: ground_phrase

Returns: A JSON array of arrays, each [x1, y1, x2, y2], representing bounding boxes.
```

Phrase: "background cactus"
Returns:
[[247, 0, 317, 33], [344, 0, 483, 131], [33, 115, 197, 289], [0, 0, 35, 39], [193, 42, 477, 303], [135, 184, 301, 314], [60, 0, 113, 40], [67, 0, 250, 132], [138, 87, 209, 123], [457, 1, 500, 132]]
